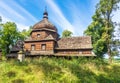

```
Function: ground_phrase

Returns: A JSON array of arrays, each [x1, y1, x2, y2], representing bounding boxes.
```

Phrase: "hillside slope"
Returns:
[[0, 57, 120, 83]]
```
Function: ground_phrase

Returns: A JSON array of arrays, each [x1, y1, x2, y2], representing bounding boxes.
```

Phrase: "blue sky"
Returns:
[[0, 0, 120, 36]]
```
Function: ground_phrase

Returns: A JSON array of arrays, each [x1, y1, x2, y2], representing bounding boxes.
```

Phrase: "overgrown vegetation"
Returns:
[[0, 57, 120, 83]]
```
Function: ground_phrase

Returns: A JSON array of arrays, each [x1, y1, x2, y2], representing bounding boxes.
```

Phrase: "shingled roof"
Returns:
[[56, 36, 92, 50], [32, 10, 57, 32], [10, 45, 22, 52], [32, 19, 57, 32]]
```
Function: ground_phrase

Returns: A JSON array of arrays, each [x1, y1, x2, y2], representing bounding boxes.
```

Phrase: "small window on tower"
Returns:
[[37, 34, 40, 37]]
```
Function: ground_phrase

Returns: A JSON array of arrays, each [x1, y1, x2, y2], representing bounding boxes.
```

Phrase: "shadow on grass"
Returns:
[[5, 71, 16, 78], [73, 58, 120, 83], [30, 59, 63, 81], [11, 79, 24, 83], [27, 57, 120, 83], [67, 62, 97, 83], [6, 57, 120, 83], [101, 65, 120, 83]]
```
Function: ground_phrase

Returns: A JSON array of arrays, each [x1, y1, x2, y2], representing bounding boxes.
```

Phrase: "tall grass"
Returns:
[[0, 57, 120, 83]]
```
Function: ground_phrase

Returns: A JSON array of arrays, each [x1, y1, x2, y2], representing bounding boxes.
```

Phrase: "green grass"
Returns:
[[0, 57, 120, 83]]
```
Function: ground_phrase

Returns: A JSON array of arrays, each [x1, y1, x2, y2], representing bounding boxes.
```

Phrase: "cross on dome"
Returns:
[[43, 6, 48, 19]]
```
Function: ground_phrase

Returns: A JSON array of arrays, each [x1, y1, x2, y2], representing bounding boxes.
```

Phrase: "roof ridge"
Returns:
[[60, 36, 91, 39]]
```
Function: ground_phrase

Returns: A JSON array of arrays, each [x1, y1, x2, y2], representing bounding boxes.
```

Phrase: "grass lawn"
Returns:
[[0, 57, 120, 83]]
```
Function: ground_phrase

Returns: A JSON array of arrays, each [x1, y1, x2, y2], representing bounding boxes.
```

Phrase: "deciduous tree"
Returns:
[[62, 29, 73, 38], [84, 0, 120, 63], [19, 26, 32, 40], [0, 22, 20, 56]]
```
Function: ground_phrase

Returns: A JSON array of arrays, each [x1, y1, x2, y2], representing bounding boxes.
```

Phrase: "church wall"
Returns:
[[24, 41, 55, 52], [31, 30, 58, 40], [55, 50, 79, 54], [31, 31, 47, 40], [55, 49, 92, 55]]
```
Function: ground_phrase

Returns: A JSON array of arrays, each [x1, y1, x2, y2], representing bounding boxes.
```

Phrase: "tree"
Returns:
[[0, 22, 20, 56], [84, 9, 107, 57], [62, 29, 73, 38], [19, 26, 32, 40], [84, 0, 120, 63]]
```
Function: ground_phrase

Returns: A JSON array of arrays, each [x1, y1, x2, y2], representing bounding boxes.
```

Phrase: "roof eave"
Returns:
[[55, 48, 93, 50], [25, 39, 56, 43]]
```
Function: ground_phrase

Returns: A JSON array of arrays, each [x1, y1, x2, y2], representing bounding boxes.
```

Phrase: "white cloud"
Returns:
[[5, 0, 38, 23], [17, 23, 29, 31], [45, 0, 99, 36], [0, 1, 25, 21], [0, 14, 12, 23], [0, 0, 99, 36], [0, 14, 29, 31], [112, 3, 120, 39], [45, 0, 75, 34], [67, 3, 87, 36], [112, 3, 120, 23], [0, 0, 38, 30]]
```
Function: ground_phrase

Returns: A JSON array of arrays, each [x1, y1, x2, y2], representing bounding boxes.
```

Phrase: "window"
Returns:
[[41, 44, 46, 50], [31, 45, 35, 51], [37, 34, 40, 37]]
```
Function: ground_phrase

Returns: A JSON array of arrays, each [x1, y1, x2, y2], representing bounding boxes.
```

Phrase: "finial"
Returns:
[[43, 6, 48, 19]]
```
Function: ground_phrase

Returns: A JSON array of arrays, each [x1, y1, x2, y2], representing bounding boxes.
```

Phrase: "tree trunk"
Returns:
[[107, 45, 112, 63], [106, 13, 112, 63]]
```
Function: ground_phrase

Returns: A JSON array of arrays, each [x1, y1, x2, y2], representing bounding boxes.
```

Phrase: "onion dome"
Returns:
[[32, 9, 57, 32]]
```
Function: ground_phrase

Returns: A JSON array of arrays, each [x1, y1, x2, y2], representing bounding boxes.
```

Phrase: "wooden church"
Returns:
[[23, 10, 94, 56]]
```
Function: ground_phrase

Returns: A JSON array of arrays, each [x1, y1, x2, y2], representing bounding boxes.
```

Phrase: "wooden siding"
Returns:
[[24, 41, 54, 51], [55, 49, 92, 55], [82, 50, 91, 54], [31, 31, 47, 40], [31, 30, 58, 40], [55, 50, 79, 54]]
